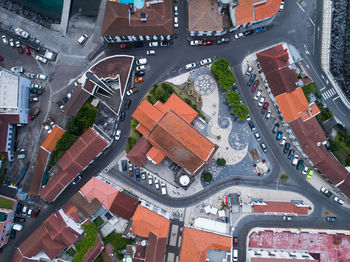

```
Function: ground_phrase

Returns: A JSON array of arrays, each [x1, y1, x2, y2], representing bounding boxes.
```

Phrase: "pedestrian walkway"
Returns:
[[322, 88, 338, 100]]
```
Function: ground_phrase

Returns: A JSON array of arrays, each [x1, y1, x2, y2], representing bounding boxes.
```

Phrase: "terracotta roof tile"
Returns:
[[188, 0, 223, 32], [39, 128, 109, 202], [109, 191, 139, 220], [253, 202, 308, 215], [163, 94, 198, 123], [126, 136, 153, 167], [179, 227, 231, 262], [276, 88, 320, 123], [101, 0, 173, 37], [234, 3, 255, 26], [41, 125, 66, 153], [29, 148, 50, 195], [82, 234, 104, 262], [64, 86, 91, 117], [131, 206, 170, 238], [80, 177, 119, 209], [146, 146, 166, 164], [132, 100, 164, 135], [254, 0, 281, 21], [145, 232, 167, 262], [69, 192, 102, 218]]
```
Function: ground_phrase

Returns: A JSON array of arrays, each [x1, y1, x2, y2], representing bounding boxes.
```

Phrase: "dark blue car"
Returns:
[[16, 203, 23, 215], [135, 168, 140, 181]]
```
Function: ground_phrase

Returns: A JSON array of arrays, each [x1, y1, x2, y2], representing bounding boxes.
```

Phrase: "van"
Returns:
[[136, 58, 147, 66], [232, 249, 238, 261], [12, 223, 23, 231]]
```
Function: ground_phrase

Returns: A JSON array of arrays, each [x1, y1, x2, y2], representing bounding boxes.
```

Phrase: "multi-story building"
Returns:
[[0, 67, 30, 161], [0, 195, 17, 248]]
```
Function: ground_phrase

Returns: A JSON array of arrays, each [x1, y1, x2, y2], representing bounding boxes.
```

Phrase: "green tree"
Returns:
[[76, 104, 98, 131], [226, 91, 241, 105], [56, 133, 79, 152], [154, 86, 167, 102], [202, 172, 213, 182], [232, 104, 249, 120], [66, 117, 83, 136], [211, 58, 236, 90], [216, 158, 226, 166]]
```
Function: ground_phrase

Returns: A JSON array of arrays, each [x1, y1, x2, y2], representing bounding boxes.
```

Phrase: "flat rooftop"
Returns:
[[0, 69, 19, 111]]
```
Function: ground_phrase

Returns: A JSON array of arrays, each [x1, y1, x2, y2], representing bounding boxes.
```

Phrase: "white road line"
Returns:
[[321, 74, 325, 80], [333, 96, 339, 101], [296, 1, 305, 12], [309, 17, 315, 26], [306, 63, 310, 69], [320, 86, 326, 91]]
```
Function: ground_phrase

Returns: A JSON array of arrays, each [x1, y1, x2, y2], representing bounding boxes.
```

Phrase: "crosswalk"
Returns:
[[102, 151, 126, 173], [322, 88, 337, 100]]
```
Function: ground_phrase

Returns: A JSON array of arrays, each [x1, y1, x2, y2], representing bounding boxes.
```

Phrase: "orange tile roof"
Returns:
[[131, 205, 170, 238], [163, 94, 198, 123], [179, 227, 231, 262], [276, 88, 320, 123], [136, 123, 151, 136], [234, 0, 281, 26], [146, 146, 166, 164], [80, 177, 119, 209], [41, 125, 66, 153]]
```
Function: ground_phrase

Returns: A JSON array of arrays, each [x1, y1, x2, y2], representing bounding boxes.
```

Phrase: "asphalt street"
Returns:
[[2, 0, 350, 261]]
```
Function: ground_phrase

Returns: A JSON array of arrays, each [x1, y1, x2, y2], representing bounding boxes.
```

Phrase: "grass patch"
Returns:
[[47, 101, 98, 170], [330, 126, 350, 165], [0, 196, 14, 209], [73, 221, 100, 262], [93, 216, 104, 228], [302, 82, 322, 102], [103, 232, 134, 259], [66, 247, 76, 257]]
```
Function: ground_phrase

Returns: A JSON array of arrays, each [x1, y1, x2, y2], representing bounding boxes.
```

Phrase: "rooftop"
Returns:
[[188, 0, 223, 32], [145, 232, 167, 262], [0, 68, 19, 110], [0, 115, 19, 154], [0, 195, 14, 210], [131, 205, 170, 238], [41, 125, 66, 153], [126, 136, 153, 167], [29, 148, 50, 195], [109, 191, 139, 220], [101, 0, 173, 37], [253, 202, 309, 215], [179, 227, 231, 262]]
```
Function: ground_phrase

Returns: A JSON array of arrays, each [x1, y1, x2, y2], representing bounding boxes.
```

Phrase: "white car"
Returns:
[[15, 41, 21, 48], [246, 114, 251, 121], [190, 40, 201, 46], [174, 17, 179, 28], [146, 50, 156, 55], [78, 34, 88, 45], [246, 66, 253, 75], [185, 63, 196, 70], [333, 196, 344, 205], [292, 154, 299, 166], [302, 166, 309, 175], [265, 110, 271, 119], [234, 32, 244, 39], [254, 90, 262, 100], [115, 130, 121, 140], [136, 65, 146, 71], [44, 124, 52, 133], [200, 58, 212, 66], [254, 132, 261, 141], [127, 89, 134, 96], [31, 84, 42, 89], [148, 174, 153, 185], [258, 97, 265, 107], [282, 216, 292, 221], [36, 55, 47, 64], [37, 74, 47, 80], [174, 5, 178, 16], [155, 179, 160, 189], [67, 92, 72, 98], [2, 35, 8, 45], [11, 66, 24, 73], [279, 0, 284, 11], [280, 136, 286, 146], [149, 41, 158, 47], [9, 39, 14, 47]]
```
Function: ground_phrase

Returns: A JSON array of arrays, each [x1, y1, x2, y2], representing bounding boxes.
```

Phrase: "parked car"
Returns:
[[32, 207, 40, 218], [306, 169, 313, 179], [320, 186, 333, 198], [30, 88, 42, 95], [254, 90, 262, 101], [10, 229, 16, 239], [44, 123, 52, 133], [62, 96, 68, 103], [24, 72, 35, 79], [11, 66, 24, 73], [265, 110, 272, 119], [276, 130, 283, 140], [121, 160, 127, 171], [135, 70, 145, 77], [246, 114, 251, 121], [251, 80, 259, 91], [0, 56, 3, 61], [136, 58, 147, 65], [16, 203, 23, 215], [174, 17, 179, 28], [260, 142, 267, 153], [128, 162, 134, 176], [14, 217, 25, 223], [2, 35, 8, 45], [185, 63, 196, 70], [161, 183, 167, 195], [141, 172, 146, 180], [258, 97, 265, 107], [120, 42, 132, 49], [296, 159, 304, 170], [292, 154, 299, 165], [115, 130, 121, 140], [134, 41, 143, 48], [22, 205, 28, 216], [155, 179, 160, 189], [302, 166, 309, 175], [57, 101, 64, 110], [72, 176, 81, 185], [247, 74, 256, 87], [35, 55, 47, 64], [127, 87, 138, 96], [27, 208, 33, 217], [174, 5, 178, 16], [149, 42, 158, 47], [9, 39, 14, 47], [124, 99, 131, 110], [203, 40, 212, 45], [36, 74, 47, 80], [233, 237, 238, 247], [200, 58, 212, 66], [279, 0, 285, 11], [12, 223, 23, 231], [148, 174, 153, 185], [190, 40, 201, 46], [282, 216, 292, 221], [134, 76, 144, 83], [17, 46, 24, 54], [243, 30, 254, 36], [136, 65, 146, 71], [272, 123, 280, 133], [280, 137, 286, 146], [333, 196, 344, 205], [217, 37, 230, 44], [24, 45, 31, 55], [119, 111, 126, 121], [248, 122, 256, 131], [255, 26, 266, 33], [135, 169, 141, 181], [234, 32, 244, 39], [160, 41, 169, 47], [261, 102, 269, 114], [254, 132, 261, 141], [77, 34, 88, 45], [146, 50, 156, 55], [287, 149, 295, 159], [326, 216, 337, 222]]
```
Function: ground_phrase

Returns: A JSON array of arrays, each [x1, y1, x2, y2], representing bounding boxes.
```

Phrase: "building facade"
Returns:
[[0, 195, 17, 248]]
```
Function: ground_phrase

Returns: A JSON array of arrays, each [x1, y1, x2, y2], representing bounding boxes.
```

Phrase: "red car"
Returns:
[[32, 207, 40, 218], [263, 102, 269, 109], [120, 43, 126, 49], [28, 115, 33, 120], [253, 80, 259, 89], [24, 46, 30, 55], [0, 56, 3, 61], [233, 236, 238, 247], [203, 40, 212, 45], [251, 86, 256, 92]]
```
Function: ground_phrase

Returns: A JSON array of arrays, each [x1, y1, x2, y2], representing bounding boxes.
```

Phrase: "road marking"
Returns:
[[296, 1, 305, 12], [305, 63, 310, 69], [333, 96, 339, 101], [322, 88, 337, 100], [332, 97, 346, 116], [320, 86, 326, 91], [288, 29, 296, 34], [308, 17, 315, 26], [321, 74, 325, 80]]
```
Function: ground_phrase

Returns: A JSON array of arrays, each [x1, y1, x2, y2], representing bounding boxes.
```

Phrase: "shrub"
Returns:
[[73, 222, 99, 262], [216, 158, 226, 166], [280, 173, 289, 182], [203, 172, 213, 182]]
